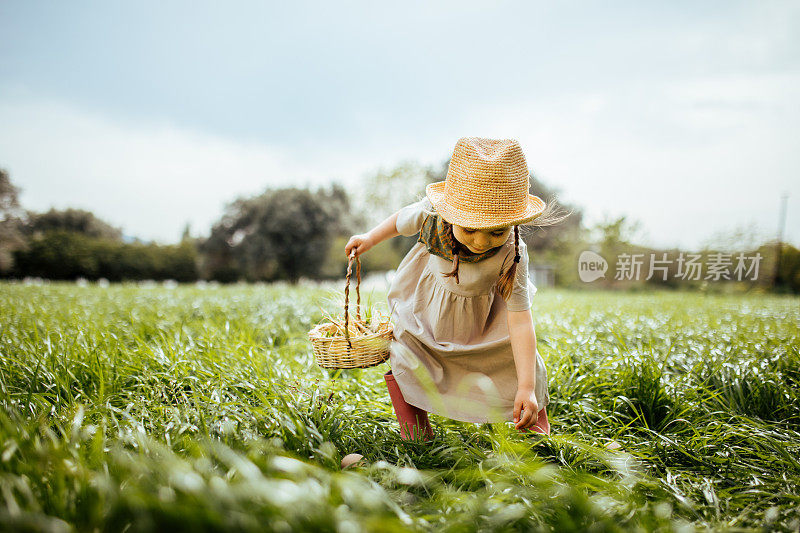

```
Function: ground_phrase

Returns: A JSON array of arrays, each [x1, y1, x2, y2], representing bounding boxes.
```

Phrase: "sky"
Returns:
[[1, 1, 798, 250]]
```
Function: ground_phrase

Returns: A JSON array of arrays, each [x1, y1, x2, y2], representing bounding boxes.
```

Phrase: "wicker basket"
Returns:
[[308, 250, 393, 369]]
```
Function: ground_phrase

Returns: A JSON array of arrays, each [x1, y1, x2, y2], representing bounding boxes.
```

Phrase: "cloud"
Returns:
[[0, 94, 447, 243], [463, 74, 800, 250], [1, 77, 798, 251]]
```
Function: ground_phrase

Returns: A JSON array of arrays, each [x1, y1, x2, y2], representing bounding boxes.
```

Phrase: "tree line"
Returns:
[[0, 162, 582, 284], [1, 166, 797, 293]]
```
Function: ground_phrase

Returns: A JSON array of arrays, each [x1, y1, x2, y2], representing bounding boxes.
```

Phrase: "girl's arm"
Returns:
[[367, 211, 401, 245], [507, 308, 539, 430], [344, 211, 401, 257]]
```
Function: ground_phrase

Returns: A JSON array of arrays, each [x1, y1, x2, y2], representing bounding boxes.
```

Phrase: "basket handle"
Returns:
[[343, 249, 362, 347]]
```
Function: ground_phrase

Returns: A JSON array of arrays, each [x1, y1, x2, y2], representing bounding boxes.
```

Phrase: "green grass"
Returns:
[[0, 282, 798, 532]]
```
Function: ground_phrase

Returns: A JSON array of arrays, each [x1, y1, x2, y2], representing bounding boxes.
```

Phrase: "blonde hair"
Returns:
[[420, 194, 571, 300]]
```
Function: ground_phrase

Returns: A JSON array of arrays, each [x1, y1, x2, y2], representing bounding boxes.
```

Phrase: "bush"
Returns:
[[12, 231, 199, 281]]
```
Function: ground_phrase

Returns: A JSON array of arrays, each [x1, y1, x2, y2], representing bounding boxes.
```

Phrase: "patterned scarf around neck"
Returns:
[[417, 213, 504, 263]]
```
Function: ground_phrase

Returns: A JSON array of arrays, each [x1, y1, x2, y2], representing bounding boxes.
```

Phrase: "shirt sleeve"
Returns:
[[506, 240, 538, 312], [395, 197, 432, 237]]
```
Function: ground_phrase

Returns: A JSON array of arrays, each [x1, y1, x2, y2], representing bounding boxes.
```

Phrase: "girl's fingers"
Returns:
[[345, 239, 360, 256], [516, 412, 528, 429], [519, 405, 534, 428]]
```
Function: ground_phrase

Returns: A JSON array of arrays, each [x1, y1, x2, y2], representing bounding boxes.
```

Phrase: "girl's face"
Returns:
[[452, 224, 512, 254]]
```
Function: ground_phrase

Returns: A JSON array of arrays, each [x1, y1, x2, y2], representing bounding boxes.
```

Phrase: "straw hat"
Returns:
[[426, 137, 546, 230]]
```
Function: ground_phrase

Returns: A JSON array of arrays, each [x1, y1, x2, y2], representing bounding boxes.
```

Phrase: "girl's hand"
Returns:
[[345, 233, 375, 258], [513, 385, 539, 430]]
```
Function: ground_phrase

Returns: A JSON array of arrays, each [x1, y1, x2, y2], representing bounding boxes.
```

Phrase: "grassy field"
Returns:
[[0, 282, 798, 532]]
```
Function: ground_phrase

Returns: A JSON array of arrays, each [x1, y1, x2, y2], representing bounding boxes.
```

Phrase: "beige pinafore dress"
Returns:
[[387, 197, 550, 424]]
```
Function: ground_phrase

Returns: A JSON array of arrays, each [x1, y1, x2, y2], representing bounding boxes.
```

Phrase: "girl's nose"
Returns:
[[475, 233, 490, 247]]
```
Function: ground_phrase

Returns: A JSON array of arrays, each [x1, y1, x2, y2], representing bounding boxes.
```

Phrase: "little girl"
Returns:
[[345, 137, 562, 442]]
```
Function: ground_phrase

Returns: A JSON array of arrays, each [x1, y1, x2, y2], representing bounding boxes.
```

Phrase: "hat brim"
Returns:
[[426, 181, 546, 230]]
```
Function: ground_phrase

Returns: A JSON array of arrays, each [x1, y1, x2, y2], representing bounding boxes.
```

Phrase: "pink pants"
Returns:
[[384, 370, 550, 440]]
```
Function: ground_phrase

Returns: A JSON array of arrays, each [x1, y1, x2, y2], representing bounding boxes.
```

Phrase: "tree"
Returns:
[[21, 207, 123, 241], [181, 222, 192, 242], [594, 216, 643, 250], [13, 230, 99, 280], [354, 160, 446, 228], [13, 231, 199, 281], [525, 173, 585, 253], [0, 169, 26, 275], [698, 222, 767, 253], [348, 160, 447, 266], [586, 215, 645, 289], [201, 185, 349, 283], [0, 168, 22, 214]]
